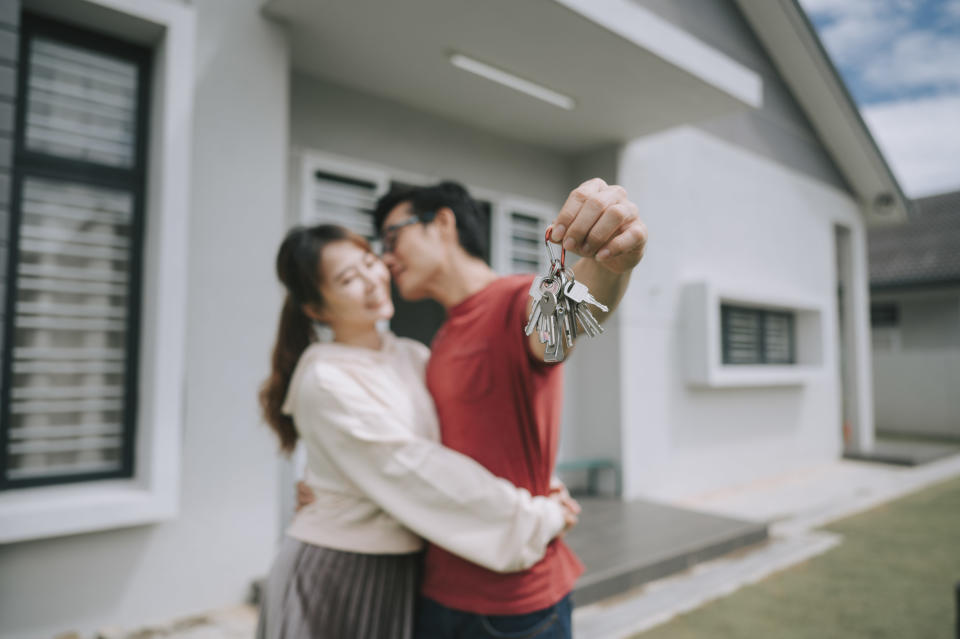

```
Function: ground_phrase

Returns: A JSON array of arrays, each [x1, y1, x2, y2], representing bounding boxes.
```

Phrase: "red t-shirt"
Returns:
[[421, 274, 584, 615]]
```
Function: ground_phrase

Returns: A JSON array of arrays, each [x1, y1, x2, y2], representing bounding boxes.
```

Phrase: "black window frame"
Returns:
[[0, 13, 152, 490], [721, 304, 796, 365]]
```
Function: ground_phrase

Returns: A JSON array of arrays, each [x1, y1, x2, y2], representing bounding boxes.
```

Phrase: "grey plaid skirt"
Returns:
[[256, 536, 421, 639]]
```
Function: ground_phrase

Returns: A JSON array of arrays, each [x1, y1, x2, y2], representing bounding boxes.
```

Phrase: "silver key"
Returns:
[[526, 277, 562, 336], [564, 279, 609, 313], [560, 298, 575, 348], [545, 320, 565, 362], [524, 300, 542, 336], [575, 303, 604, 337], [539, 291, 557, 345], [528, 275, 545, 302], [568, 296, 579, 341]]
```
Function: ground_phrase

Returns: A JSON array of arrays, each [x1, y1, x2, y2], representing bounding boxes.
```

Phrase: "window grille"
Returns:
[[308, 170, 380, 242], [721, 304, 795, 365], [0, 16, 150, 489], [504, 206, 555, 275], [870, 303, 899, 328]]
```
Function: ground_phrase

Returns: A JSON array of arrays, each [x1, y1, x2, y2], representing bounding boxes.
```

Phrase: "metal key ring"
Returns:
[[545, 227, 566, 269]]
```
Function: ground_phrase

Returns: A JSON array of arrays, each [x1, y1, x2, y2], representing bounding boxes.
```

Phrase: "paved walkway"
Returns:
[[566, 497, 767, 606], [572, 451, 960, 639], [96, 450, 960, 639]]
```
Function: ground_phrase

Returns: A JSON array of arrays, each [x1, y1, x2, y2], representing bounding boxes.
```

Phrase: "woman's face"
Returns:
[[315, 240, 394, 329]]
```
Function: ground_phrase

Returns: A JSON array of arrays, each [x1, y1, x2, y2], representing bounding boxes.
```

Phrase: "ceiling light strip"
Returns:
[[449, 53, 576, 111]]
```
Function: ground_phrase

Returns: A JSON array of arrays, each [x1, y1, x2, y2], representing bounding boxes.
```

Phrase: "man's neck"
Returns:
[[427, 254, 499, 308]]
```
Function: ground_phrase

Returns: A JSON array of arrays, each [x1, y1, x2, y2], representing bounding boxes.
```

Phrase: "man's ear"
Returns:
[[433, 207, 459, 241]]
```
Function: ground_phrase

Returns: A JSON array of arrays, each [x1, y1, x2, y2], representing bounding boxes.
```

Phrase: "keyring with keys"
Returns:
[[524, 226, 610, 362]]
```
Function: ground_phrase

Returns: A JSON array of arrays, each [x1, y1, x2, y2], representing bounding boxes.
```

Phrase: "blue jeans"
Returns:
[[414, 594, 573, 639]]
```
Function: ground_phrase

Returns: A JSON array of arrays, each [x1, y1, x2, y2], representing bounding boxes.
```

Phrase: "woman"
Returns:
[[257, 224, 576, 639]]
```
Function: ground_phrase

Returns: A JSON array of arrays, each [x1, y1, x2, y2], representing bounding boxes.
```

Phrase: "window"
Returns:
[[498, 200, 556, 276], [721, 304, 795, 365], [0, 16, 151, 489], [507, 212, 546, 273], [870, 303, 899, 328]]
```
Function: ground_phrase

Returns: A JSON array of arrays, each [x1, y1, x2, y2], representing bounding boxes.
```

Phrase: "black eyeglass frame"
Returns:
[[380, 216, 423, 254]]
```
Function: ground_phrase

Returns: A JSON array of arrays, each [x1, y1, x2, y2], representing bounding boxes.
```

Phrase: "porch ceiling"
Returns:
[[262, 0, 762, 153]]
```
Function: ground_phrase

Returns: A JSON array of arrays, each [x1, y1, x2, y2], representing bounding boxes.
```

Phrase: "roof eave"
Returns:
[[734, 0, 911, 226]]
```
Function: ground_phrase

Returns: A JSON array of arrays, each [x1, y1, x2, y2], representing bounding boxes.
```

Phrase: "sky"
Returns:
[[798, 0, 960, 199]]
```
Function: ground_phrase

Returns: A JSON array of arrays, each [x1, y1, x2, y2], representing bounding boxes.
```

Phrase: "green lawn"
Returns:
[[633, 475, 960, 639]]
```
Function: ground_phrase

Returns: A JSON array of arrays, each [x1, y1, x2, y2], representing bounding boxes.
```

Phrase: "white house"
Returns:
[[869, 190, 960, 442], [0, 0, 908, 637]]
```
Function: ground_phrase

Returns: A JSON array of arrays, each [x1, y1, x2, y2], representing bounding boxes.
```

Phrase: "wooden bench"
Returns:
[[556, 458, 620, 496]]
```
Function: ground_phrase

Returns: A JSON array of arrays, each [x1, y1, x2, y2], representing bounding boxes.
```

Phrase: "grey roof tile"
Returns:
[[869, 190, 960, 288]]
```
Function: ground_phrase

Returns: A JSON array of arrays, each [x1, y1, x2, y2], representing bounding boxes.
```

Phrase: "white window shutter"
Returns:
[[296, 153, 390, 244], [7, 178, 135, 481], [494, 199, 556, 275], [25, 38, 139, 168]]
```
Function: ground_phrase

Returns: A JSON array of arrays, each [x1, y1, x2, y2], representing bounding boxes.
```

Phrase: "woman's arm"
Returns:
[[295, 367, 568, 573]]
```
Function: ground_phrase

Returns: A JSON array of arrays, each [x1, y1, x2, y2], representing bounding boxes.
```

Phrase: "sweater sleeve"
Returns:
[[294, 366, 566, 573]]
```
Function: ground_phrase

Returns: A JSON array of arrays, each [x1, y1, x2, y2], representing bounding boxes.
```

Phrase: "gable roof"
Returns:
[[869, 191, 960, 289], [734, 0, 910, 226]]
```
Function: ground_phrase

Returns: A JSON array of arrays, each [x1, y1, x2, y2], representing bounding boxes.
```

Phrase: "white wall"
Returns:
[[614, 127, 869, 500], [872, 288, 960, 440], [0, 2, 289, 637]]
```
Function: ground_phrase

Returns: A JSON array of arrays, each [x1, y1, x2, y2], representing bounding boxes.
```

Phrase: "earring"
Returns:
[[312, 322, 335, 343]]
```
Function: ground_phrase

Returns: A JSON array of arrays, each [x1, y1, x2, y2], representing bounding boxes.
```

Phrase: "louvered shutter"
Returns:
[[25, 37, 138, 168], [762, 311, 794, 364], [721, 305, 796, 365], [299, 160, 389, 245], [722, 306, 762, 364], [1, 19, 148, 488], [497, 201, 555, 275]]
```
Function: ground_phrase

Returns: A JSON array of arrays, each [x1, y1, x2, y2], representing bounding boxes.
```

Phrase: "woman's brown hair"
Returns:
[[259, 224, 372, 453]]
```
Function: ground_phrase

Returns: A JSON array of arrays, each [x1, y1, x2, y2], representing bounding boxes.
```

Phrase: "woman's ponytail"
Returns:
[[259, 295, 314, 453], [259, 224, 372, 453]]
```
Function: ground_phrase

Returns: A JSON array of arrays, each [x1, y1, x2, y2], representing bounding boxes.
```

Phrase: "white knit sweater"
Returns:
[[282, 332, 565, 573]]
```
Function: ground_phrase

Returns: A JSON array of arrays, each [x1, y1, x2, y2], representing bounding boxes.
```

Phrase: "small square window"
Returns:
[[721, 305, 796, 365], [870, 303, 899, 328]]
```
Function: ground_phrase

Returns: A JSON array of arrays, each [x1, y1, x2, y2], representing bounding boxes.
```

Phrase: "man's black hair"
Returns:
[[373, 181, 487, 260]]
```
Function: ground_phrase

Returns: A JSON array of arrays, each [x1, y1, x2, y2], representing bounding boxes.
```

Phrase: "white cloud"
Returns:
[[798, 0, 960, 197], [861, 30, 960, 93], [817, 13, 907, 67], [798, 0, 904, 65], [798, 0, 958, 95], [863, 94, 960, 197]]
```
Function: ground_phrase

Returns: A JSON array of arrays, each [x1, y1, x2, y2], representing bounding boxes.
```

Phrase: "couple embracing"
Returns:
[[257, 178, 647, 639]]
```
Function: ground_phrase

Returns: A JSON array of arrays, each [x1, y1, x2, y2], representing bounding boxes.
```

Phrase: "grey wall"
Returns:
[[871, 288, 960, 439], [633, 0, 849, 192], [0, 0, 17, 393], [291, 73, 573, 205], [899, 296, 960, 350]]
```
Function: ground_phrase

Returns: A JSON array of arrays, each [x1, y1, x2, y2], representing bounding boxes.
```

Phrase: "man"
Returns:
[[373, 178, 647, 639]]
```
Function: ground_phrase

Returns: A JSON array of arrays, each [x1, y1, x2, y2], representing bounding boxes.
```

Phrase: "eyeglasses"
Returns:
[[380, 217, 422, 254]]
